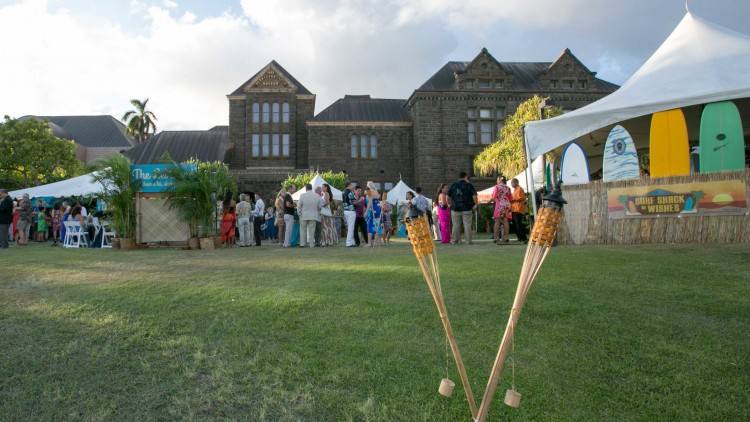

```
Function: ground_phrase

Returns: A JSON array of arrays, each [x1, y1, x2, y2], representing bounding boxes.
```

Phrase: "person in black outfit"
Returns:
[[0, 189, 12, 249], [353, 186, 368, 246]]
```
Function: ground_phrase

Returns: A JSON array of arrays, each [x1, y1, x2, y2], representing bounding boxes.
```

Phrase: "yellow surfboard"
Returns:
[[650, 109, 690, 178]]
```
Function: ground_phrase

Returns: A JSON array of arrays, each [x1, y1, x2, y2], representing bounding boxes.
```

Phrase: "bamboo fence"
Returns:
[[557, 169, 750, 245]]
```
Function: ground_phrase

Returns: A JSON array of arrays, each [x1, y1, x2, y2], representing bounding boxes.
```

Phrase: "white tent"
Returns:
[[385, 180, 415, 205], [525, 12, 750, 159], [9, 172, 103, 199], [291, 174, 343, 201], [386, 179, 432, 206]]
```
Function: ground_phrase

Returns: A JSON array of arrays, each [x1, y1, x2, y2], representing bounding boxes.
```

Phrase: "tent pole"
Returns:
[[523, 126, 538, 217]]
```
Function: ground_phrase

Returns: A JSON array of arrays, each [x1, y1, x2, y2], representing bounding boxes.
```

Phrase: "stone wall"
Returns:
[[232, 167, 296, 205], [307, 123, 414, 190]]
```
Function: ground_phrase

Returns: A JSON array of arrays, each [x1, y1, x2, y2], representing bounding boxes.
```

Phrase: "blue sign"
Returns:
[[131, 163, 195, 193]]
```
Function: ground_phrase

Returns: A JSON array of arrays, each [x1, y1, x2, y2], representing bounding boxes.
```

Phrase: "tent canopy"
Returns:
[[9, 172, 103, 199], [525, 12, 750, 159], [290, 174, 343, 201], [386, 179, 432, 205]]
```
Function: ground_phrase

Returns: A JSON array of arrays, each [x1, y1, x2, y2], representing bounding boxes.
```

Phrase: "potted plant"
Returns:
[[164, 160, 235, 250], [91, 154, 141, 250]]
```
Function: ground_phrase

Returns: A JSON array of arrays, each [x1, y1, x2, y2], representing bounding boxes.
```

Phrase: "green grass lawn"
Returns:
[[1, 240, 748, 421]]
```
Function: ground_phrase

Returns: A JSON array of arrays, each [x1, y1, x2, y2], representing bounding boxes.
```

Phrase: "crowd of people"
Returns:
[[210, 171, 529, 250], [0, 189, 107, 249], [1, 171, 530, 250]]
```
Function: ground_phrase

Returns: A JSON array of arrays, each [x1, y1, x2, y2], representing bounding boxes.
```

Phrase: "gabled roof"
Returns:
[[313, 95, 410, 122], [20, 115, 135, 148], [415, 51, 618, 92], [229, 60, 313, 96], [123, 130, 230, 164]]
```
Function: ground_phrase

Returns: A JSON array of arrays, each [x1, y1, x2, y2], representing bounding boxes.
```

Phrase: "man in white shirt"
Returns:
[[235, 194, 253, 247], [252, 193, 265, 246], [297, 184, 321, 248]]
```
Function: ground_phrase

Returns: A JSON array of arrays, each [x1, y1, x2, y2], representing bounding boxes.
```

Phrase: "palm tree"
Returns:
[[122, 98, 157, 143]]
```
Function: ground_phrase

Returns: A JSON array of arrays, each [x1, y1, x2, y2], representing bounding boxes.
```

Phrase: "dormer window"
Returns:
[[579, 80, 588, 89], [566, 80, 574, 89], [478, 80, 491, 89], [495, 79, 504, 88], [550, 80, 559, 88], [481, 62, 488, 69]]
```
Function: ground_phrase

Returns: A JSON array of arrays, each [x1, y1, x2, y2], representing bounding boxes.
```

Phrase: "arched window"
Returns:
[[282, 134, 290, 156], [251, 134, 260, 157], [370, 135, 378, 158], [351, 135, 358, 158], [252, 103, 260, 123], [282, 102, 289, 123], [272, 134, 280, 156], [262, 103, 270, 123], [272, 103, 280, 123]]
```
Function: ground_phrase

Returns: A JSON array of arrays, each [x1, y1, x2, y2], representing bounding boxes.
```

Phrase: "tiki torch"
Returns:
[[474, 182, 567, 422], [405, 214, 478, 419]]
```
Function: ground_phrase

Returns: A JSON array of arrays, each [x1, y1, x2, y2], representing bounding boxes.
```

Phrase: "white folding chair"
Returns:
[[101, 223, 115, 248], [66, 221, 89, 248], [62, 221, 74, 248]]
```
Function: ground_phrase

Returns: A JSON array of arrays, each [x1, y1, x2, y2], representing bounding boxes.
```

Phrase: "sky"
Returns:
[[1, 0, 748, 131]]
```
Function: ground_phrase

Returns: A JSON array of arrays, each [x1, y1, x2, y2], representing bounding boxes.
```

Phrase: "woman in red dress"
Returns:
[[220, 206, 236, 247]]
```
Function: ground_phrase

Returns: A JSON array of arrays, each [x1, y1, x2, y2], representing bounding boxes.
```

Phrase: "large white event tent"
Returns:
[[524, 12, 750, 162], [386, 179, 432, 205], [291, 174, 343, 201], [9, 172, 103, 199]]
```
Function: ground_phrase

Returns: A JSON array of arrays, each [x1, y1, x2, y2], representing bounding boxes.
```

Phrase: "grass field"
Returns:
[[1, 241, 749, 421]]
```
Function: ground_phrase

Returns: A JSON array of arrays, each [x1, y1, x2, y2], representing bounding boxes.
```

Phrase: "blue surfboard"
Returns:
[[602, 125, 640, 182]]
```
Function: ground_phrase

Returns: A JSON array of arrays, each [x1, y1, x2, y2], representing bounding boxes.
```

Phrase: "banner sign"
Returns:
[[607, 180, 747, 219], [132, 163, 195, 193]]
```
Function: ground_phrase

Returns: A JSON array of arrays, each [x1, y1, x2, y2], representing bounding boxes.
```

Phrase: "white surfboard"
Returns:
[[560, 142, 590, 185]]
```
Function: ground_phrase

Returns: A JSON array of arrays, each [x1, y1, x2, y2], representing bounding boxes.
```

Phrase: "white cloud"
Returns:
[[1, 0, 747, 131]]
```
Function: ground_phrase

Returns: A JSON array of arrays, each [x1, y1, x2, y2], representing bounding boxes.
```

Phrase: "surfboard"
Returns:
[[602, 125, 640, 182], [699, 101, 745, 173], [560, 142, 590, 185], [650, 109, 690, 178]]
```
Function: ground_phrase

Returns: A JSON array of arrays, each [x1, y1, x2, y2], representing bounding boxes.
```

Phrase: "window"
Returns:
[[370, 135, 378, 158], [272, 103, 280, 123], [480, 122, 492, 144], [467, 122, 476, 144], [360, 135, 369, 158], [579, 80, 587, 89], [479, 109, 492, 119], [467, 108, 477, 119], [262, 103, 270, 122], [262, 134, 270, 156], [252, 103, 260, 123], [282, 102, 289, 122], [495, 79, 504, 88], [478, 80, 491, 88], [566, 80, 574, 89], [351, 135, 358, 158], [251, 134, 260, 157], [272, 134, 280, 156], [550, 80, 559, 88], [282, 134, 290, 156], [384, 182, 394, 191]]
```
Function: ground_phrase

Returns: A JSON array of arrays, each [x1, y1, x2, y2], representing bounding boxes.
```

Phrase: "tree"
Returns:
[[91, 154, 141, 239], [122, 98, 157, 143], [474, 96, 562, 177], [0, 116, 83, 189], [164, 160, 237, 237], [281, 170, 347, 192]]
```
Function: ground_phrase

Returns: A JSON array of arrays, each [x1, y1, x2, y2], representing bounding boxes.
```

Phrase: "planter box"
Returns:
[[188, 237, 200, 250], [199, 237, 215, 250]]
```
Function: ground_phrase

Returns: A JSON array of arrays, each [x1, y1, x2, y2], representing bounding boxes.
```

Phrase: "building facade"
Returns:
[[216, 48, 618, 199]]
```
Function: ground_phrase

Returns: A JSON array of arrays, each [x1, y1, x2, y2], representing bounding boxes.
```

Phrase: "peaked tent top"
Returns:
[[525, 12, 750, 158], [9, 172, 103, 199], [386, 179, 432, 205], [290, 174, 343, 201]]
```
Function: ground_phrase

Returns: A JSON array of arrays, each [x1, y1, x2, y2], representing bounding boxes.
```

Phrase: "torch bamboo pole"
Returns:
[[407, 216, 478, 418]]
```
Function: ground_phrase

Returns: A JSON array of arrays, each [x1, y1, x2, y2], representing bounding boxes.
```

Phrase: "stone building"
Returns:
[[130, 48, 618, 200]]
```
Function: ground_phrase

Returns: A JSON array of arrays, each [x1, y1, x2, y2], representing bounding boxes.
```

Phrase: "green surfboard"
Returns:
[[699, 101, 745, 173]]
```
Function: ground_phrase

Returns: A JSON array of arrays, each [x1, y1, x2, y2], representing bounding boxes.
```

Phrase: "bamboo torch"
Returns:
[[405, 215, 478, 419], [474, 183, 567, 422]]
